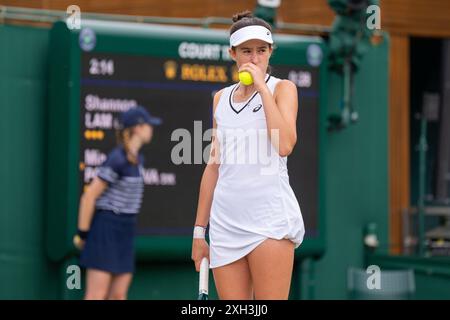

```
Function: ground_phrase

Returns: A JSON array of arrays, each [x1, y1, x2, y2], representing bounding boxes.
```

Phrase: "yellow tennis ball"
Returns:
[[239, 71, 253, 86], [73, 234, 82, 249]]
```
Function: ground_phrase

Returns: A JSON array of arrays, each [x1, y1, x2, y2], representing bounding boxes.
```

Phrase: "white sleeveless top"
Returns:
[[208, 74, 305, 268]]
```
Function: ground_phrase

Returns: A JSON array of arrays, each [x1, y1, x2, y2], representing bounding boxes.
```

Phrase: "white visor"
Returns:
[[230, 25, 273, 48]]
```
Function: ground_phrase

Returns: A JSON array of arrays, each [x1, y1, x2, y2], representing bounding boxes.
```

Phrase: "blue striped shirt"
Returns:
[[95, 146, 144, 214]]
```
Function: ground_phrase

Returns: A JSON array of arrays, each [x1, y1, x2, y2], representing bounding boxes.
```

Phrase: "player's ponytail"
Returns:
[[116, 128, 138, 165], [231, 10, 253, 23]]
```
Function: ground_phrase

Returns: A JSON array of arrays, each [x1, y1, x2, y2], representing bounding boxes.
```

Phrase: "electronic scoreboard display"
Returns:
[[47, 20, 327, 261], [80, 53, 218, 236]]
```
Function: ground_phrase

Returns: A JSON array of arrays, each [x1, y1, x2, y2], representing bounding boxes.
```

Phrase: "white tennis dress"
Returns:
[[209, 74, 305, 268]]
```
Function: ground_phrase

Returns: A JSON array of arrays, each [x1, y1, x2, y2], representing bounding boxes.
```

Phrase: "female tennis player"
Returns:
[[73, 106, 161, 300], [191, 11, 305, 300]]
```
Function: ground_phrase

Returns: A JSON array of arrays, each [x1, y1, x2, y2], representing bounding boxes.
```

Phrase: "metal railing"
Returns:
[[0, 5, 332, 34]]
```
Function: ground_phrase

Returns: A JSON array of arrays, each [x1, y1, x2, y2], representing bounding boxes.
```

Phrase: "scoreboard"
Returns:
[[80, 53, 216, 237], [47, 20, 327, 261]]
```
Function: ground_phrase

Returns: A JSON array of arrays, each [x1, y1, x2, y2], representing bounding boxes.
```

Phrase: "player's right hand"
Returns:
[[191, 239, 210, 272], [73, 234, 85, 251]]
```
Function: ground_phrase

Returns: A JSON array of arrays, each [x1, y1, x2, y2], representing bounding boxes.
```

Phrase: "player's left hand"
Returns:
[[238, 63, 267, 93], [73, 234, 85, 250]]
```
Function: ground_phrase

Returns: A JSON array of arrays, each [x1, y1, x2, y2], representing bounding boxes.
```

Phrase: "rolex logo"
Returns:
[[164, 60, 177, 80]]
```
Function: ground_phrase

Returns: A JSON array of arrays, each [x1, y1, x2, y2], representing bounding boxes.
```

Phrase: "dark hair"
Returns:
[[230, 10, 273, 74], [230, 10, 272, 40]]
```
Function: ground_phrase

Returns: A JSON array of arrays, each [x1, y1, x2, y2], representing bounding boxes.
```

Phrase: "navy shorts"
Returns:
[[79, 210, 137, 274]]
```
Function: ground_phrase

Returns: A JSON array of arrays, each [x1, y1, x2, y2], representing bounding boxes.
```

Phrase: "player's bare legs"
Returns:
[[212, 256, 253, 300], [247, 238, 295, 299], [107, 273, 133, 300], [84, 269, 112, 300]]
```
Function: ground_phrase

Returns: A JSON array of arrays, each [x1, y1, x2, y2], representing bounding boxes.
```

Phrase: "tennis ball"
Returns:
[[73, 235, 82, 250], [239, 71, 253, 86]]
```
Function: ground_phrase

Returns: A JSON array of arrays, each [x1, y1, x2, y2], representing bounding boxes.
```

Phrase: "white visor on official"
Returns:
[[229, 25, 273, 48]]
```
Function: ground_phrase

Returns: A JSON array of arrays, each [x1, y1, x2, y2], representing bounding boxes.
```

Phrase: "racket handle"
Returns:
[[199, 257, 209, 296]]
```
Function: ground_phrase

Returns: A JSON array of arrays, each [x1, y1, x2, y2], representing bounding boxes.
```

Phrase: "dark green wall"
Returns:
[[312, 38, 390, 299], [0, 23, 394, 299], [0, 25, 60, 299]]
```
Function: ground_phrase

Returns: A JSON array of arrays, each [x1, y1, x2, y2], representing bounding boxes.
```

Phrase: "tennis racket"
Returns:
[[198, 257, 209, 300]]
